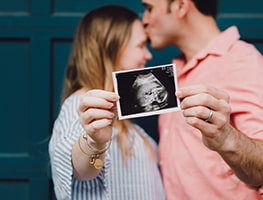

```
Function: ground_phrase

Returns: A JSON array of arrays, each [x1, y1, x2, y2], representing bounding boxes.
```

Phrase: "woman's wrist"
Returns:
[[83, 134, 108, 152], [77, 134, 111, 170]]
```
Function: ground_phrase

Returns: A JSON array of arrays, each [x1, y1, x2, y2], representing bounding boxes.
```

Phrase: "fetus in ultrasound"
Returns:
[[132, 72, 168, 112]]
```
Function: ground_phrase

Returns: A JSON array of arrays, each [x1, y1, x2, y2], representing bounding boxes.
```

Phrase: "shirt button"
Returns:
[[164, 129, 169, 135], [227, 170, 234, 175]]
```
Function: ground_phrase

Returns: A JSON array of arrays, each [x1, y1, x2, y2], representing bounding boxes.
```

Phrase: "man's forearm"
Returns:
[[218, 127, 263, 187]]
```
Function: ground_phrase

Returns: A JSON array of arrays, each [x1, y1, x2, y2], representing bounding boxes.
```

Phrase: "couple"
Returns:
[[49, 0, 263, 200]]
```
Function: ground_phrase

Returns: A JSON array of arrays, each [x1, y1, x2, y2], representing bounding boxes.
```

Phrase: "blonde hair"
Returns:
[[61, 5, 155, 162]]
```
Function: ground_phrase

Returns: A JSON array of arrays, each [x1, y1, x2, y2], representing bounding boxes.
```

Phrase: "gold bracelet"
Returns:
[[83, 134, 109, 153], [77, 136, 111, 170]]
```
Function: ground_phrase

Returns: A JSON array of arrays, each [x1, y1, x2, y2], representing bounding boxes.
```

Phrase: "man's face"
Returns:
[[141, 0, 177, 49]]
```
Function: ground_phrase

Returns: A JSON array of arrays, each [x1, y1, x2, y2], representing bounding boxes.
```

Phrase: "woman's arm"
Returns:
[[72, 89, 119, 180]]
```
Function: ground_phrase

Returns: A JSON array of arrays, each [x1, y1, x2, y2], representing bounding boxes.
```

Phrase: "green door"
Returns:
[[0, 1, 262, 199]]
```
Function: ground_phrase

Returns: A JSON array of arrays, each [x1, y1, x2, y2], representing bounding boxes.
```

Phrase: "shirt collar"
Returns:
[[174, 26, 240, 75], [205, 26, 240, 56]]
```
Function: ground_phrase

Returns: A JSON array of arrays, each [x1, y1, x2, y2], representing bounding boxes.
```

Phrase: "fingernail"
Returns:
[[176, 90, 182, 97]]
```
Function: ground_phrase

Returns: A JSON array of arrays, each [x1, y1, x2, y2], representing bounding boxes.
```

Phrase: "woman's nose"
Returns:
[[145, 48, 152, 60]]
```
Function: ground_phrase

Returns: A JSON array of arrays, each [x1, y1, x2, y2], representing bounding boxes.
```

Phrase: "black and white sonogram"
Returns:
[[112, 64, 180, 120]]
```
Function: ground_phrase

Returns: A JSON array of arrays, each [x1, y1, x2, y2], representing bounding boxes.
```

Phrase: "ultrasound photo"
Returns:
[[112, 64, 181, 120]]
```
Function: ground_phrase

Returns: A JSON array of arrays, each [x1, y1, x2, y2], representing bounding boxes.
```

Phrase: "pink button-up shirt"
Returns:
[[159, 26, 263, 200]]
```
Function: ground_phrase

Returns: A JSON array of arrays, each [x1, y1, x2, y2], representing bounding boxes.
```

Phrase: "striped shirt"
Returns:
[[49, 95, 166, 200]]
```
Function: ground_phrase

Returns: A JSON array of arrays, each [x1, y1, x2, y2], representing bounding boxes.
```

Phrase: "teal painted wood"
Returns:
[[0, 0, 262, 199], [52, 0, 143, 13], [219, 0, 263, 13]]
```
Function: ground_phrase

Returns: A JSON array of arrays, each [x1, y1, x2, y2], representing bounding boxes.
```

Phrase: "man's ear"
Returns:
[[171, 0, 190, 18]]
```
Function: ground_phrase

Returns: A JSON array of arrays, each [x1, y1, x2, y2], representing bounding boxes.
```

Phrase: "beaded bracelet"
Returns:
[[78, 135, 111, 170]]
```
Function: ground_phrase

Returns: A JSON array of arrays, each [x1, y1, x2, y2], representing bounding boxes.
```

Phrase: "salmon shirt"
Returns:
[[159, 26, 263, 200]]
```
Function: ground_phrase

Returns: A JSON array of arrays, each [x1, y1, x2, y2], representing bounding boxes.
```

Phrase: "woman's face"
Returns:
[[119, 19, 152, 70]]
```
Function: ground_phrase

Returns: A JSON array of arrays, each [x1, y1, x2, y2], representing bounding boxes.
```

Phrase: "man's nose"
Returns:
[[142, 12, 149, 27]]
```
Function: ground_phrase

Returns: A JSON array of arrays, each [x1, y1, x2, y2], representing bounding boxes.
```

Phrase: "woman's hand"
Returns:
[[78, 89, 119, 145]]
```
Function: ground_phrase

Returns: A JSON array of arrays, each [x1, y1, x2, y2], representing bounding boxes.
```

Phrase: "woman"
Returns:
[[49, 5, 166, 200]]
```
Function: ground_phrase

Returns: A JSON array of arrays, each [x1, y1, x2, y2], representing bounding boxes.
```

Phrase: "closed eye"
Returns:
[[142, 3, 152, 13]]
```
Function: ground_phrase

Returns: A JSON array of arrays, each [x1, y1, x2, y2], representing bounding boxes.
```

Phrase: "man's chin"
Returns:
[[148, 40, 165, 50], [151, 44, 165, 50]]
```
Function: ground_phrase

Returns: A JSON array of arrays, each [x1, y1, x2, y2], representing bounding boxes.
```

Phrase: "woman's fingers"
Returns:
[[77, 89, 118, 143]]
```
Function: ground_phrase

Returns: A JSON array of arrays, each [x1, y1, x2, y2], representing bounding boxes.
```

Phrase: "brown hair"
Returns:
[[166, 0, 218, 18], [61, 5, 155, 162]]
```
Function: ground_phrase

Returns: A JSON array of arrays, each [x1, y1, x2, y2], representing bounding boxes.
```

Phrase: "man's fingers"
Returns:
[[176, 84, 229, 102]]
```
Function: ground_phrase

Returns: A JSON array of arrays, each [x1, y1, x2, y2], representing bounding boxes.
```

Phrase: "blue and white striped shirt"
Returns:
[[49, 95, 166, 200]]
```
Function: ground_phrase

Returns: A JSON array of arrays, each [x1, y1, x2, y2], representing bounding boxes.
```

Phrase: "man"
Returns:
[[141, 0, 263, 199]]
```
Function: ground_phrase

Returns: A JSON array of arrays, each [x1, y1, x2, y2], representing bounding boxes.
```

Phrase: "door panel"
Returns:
[[0, 1, 262, 199]]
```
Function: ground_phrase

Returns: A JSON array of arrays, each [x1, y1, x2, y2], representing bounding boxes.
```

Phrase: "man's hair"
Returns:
[[167, 0, 218, 18], [192, 0, 218, 18]]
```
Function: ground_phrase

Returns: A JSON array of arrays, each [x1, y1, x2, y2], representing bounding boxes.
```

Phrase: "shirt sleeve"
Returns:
[[222, 44, 263, 196], [224, 45, 263, 140], [48, 96, 111, 199]]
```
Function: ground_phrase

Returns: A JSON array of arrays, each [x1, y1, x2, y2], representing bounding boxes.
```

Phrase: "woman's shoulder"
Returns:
[[63, 94, 80, 106], [61, 93, 82, 111], [55, 94, 81, 123], [61, 89, 86, 110]]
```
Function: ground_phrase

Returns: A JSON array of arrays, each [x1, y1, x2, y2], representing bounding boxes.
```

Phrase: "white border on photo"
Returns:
[[112, 63, 181, 120]]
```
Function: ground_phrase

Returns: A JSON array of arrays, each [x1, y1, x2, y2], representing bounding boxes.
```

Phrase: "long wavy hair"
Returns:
[[61, 5, 155, 162]]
